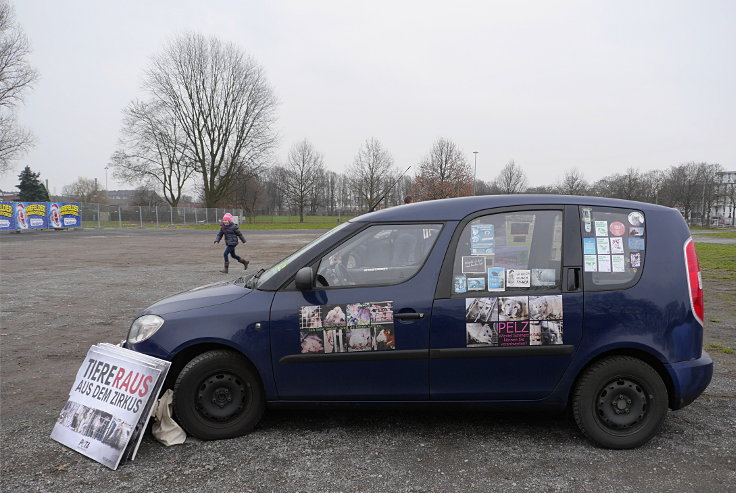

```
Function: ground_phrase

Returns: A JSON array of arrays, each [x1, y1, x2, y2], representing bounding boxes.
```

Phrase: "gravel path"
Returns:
[[1, 229, 734, 493]]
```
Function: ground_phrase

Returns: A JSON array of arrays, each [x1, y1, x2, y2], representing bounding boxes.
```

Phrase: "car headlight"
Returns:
[[127, 314, 165, 344]]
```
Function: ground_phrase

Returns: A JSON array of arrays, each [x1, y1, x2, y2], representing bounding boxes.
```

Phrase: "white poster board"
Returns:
[[51, 345, 170, 470]]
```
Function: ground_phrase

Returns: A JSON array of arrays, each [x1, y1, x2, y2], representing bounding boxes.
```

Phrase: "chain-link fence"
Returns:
[[79, 203, 244, 228]]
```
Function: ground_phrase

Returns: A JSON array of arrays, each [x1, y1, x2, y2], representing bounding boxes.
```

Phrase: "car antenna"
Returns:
[[368, 165, 412, 212]]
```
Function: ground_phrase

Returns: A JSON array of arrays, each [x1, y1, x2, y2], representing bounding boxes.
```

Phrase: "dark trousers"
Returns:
[[223, 245, 241, 262]]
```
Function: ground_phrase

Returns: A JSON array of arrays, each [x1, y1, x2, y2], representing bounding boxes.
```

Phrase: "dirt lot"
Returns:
[[1, 228, 734, 493]]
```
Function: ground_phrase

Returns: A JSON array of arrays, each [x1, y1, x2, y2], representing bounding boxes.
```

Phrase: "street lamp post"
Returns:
[[105, 165, 108, 190], [473, 151, 479, 195]]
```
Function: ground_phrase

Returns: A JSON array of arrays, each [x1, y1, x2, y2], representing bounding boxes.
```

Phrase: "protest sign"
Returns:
[[51, 345, 170, 470]]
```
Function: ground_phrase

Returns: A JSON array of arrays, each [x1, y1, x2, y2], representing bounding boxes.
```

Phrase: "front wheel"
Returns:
[[173, 350, 264, 440], [572, 356, 668, 449]]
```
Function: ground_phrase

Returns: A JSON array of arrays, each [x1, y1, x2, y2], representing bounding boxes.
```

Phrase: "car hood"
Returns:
[[141, 280, 252, 316]]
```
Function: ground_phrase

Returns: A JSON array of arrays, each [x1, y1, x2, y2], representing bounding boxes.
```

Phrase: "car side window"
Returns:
[[580, 206, 645, 288], [316, 224, 442, 288], [451, 210, 563, 295]]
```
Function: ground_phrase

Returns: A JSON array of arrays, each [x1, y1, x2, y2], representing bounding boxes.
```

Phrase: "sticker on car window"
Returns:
[[610, 237, 625, 254], [467, 277, 485, 291], [531, 269, 556, 287], [628, 238, 645, 251], [628, 211, 645, 226], [299, 301, 395, 354], [598, 255, 612, 272], [453, 275, 467, 294], [465, 295, 563, 348], [594, 221, 608, 236], [583, 238, 596, 255], [487, 267, 506, 291], [470, 224, 495, 255], [596, 237, 610, 254], [612, 255, 626, 272], [462, 256, 487, 274], [506, 269, 531, 288], [631, 252, 641, 267]]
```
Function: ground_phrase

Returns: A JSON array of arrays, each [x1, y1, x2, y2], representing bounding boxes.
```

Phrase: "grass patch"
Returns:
[[699, 231, 736, 238], [695, 242, 736, 282], [706, 343, 735, 355]]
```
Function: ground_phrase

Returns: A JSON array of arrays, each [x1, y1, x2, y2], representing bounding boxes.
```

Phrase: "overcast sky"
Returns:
[[2, 0, 734, 195]]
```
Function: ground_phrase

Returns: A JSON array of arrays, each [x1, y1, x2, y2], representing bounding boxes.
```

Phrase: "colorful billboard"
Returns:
[[0, 202, 81, 230], [18, 202, 48, 229], [52, 202, 81, 228], [0, 202, 15, 230]]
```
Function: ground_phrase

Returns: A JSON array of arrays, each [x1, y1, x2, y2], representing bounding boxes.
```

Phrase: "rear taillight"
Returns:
[[684, 238, 704, 326]]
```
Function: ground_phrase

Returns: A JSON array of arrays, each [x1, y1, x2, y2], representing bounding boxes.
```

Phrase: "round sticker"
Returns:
[[628, 211, 644, 226], [609, 221, 626, 236]]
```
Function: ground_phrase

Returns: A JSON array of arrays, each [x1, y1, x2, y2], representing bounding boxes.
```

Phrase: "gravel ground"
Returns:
[[1, 228, 734, 493]]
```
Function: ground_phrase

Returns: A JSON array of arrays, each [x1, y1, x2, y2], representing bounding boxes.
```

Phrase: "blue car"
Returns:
[[124, 195, 712, 448]]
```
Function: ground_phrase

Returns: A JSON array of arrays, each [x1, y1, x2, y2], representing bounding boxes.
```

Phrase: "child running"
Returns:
[[214, 213, 249, 273]]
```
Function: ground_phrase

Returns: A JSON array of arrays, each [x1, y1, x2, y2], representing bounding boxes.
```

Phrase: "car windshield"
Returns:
[[252, 221, 352, 288]]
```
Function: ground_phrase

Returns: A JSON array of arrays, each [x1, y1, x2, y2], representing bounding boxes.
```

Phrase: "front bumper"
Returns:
[[665, 350, 713, 410]]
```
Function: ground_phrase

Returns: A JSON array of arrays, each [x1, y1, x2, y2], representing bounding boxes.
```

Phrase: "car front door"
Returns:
[[269, 222, 452, 401], [429, 206, 583, 400]]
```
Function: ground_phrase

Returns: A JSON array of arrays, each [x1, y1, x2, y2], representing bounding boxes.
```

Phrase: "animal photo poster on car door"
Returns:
[[299, 301, 395, 354], [466, 295, 563, 347]]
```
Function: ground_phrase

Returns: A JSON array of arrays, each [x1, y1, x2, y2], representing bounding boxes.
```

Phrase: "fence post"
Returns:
[[118, 206, 122, 228], [170, 206, 173, 226], [183, 207, 186, 225], [194, 208, 197, 224], [205, 208, 208, 224], [215, 208, 218, 224], [156, 206, 159, 227], [97, 203, 100, 228], [139, 208, 143, 228]]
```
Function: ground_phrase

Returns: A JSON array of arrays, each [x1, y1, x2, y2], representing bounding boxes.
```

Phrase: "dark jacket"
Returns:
[[215, 223, 246, 246]]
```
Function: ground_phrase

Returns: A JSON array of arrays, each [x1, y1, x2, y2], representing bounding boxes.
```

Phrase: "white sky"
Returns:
[[2, 0, 734, 195]]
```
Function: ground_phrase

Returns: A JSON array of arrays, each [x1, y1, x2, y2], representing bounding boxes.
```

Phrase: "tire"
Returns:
[[173, 350, 264, 440], [572, 356, 668, 449]]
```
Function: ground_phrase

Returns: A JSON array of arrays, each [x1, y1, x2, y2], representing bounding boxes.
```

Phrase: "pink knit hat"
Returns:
[[222, 213, 233, 223]]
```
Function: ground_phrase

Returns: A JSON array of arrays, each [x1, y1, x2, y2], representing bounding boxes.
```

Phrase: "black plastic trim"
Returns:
[[280, 349, 429, 364], [430, 345, 574, 359]]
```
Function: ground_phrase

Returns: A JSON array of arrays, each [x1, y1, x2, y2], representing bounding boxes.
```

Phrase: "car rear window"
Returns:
[[580, 206, 645, 288]]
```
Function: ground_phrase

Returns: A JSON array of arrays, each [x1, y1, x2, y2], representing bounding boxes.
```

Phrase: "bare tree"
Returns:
[[282, 139, 325, 222], [62, 177, 107, 203], [495, 159, 528, 194], [412, 137, 473, 201], [110, 100, 195, 206], [131, 185, 165, 207], [347, 138, 396, 210], [140, 32, 277, 207], [556, 168, 588, 195], [0, 0, 38, 175]]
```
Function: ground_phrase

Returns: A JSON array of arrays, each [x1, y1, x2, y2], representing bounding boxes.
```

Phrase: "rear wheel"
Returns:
[[173, 350, 264, 440], [572, 356, 668, 449]]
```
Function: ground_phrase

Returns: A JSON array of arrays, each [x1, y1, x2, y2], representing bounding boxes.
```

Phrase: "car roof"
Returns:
[[353, 194, 669, 222]]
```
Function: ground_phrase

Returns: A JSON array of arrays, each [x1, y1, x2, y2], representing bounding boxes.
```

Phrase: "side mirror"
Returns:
[[295, 267, 315, 291]]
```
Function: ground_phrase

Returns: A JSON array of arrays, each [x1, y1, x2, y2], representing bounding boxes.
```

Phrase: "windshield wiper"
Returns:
[[246, 268, 266, 289]]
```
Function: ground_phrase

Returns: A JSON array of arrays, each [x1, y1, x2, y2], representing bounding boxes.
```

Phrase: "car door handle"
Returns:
[[566, 267, 581, 291], [394, 312, 424, 320]]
